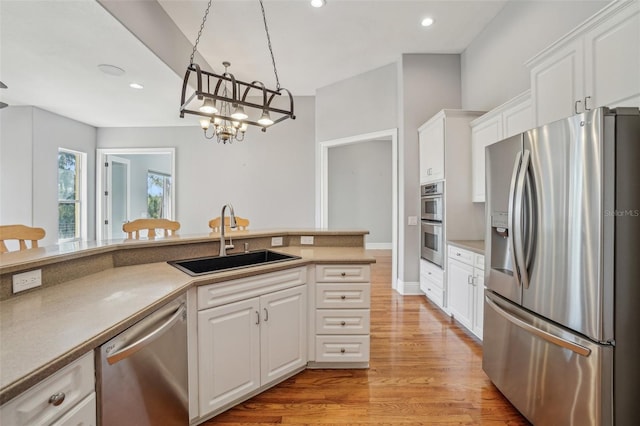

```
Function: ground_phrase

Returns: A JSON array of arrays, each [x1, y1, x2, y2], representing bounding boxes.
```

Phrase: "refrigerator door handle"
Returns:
[[513, 149, 531, 289], [507, 151, 523, 286], [485, 295, 591, 357]]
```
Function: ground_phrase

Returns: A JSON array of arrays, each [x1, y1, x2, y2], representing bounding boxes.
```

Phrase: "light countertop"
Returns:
[[0, 238, 374, 404], [448, 240, 485, 255]]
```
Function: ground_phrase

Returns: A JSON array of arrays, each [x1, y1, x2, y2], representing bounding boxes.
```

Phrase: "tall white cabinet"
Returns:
[[527, 0, 640, 126], [418, 110, 485, 311]]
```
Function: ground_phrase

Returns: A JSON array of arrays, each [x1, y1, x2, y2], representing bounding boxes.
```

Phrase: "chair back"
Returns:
[[122, 218, 180, 239], [208, 216, 250, 232], [0, 224, 46, 253]]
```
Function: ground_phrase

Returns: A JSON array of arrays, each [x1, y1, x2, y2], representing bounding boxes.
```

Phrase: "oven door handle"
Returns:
[[106, 303, 186, 365]]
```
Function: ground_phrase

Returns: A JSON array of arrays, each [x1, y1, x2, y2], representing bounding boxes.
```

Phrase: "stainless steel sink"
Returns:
[[168, 250, 300, 276]]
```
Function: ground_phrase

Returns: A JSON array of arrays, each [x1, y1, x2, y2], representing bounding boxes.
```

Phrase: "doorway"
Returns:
[[318, 129, 398, 289], [96, 148, 175, 240]]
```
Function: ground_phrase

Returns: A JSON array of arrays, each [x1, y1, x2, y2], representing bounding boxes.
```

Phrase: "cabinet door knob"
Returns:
[[340, 348, 346, 354], [48, 392, 66, 406], [341, 295, 346, 300], [340, 272, 346, 277], [341, 321, 346, 326]]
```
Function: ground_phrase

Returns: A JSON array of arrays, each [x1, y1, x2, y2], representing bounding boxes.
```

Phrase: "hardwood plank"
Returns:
[[203, 251, 528, 425]]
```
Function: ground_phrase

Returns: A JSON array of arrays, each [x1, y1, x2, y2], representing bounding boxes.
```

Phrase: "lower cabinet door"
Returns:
[[260, 285, 307, 386], [197, 297, 261, 416], [447, 259, 474, 330]]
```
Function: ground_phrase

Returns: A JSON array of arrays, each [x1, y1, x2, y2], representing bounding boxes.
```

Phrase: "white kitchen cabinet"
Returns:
[[528, 1, 639, 126], [0, 352, 95, 426], [419, 258, 445, 312], [471, 91, 532, 203], [447, 245, 485, 340], [196, 268, 307, 418], [419, 114, 445, 183], [311, 264, 371, 366], [49, 393, 96, 426]]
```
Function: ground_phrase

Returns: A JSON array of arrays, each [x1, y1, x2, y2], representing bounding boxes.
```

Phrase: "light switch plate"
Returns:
[[271, 236, 283, 247], [300, 236, 314, 245], [13, 269, 42, 293]]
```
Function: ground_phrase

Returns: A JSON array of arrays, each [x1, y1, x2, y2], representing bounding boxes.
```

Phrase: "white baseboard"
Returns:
[[365, 242, 393, 250], [395, 279, 421, 295]]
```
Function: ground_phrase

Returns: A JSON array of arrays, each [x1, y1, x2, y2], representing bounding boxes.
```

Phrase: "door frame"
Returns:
[[105, 155, 131, 240], [96, 147, 175, 240], [317, 128, 398, 289]]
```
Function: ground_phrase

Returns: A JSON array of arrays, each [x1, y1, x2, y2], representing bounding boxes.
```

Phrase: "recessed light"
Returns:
[[421, 17, 435, 27], [98, 64, 125, 76], [129, 83, 144, 89], [311, 0, 326, 8]]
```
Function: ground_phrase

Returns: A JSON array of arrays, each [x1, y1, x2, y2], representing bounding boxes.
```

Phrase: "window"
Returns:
[[147, 171, 172, 219], [58, 149, 86, 241]]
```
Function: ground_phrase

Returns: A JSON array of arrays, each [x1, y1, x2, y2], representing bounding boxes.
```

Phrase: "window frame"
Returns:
[[57, 148, 87, 242]]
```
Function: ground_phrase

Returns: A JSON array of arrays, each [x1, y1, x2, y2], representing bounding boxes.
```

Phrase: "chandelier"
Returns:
[[179, 0, 295, 144]]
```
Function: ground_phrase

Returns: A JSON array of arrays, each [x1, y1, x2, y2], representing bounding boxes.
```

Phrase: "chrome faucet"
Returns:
[[219, 204, 238, 256]]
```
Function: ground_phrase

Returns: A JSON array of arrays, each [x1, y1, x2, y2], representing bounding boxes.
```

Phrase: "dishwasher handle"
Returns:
[[106, 303, 186, 365]]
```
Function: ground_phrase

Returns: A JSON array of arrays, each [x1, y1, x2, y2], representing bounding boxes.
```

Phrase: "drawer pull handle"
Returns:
[[340, 272, 346, 277], [340, 321, 346, 326], [341, 295, 346, 300], [340, 348, 346, 354], [456, 253, 461, 256], [49, 392, 65, 406]]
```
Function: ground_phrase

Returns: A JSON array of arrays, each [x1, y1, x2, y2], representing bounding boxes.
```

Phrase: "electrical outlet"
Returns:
[[271, 236, 283, 247], [300, 236, 314, 245], [408, 216, 418, 226], [12, 269, 42, 293]]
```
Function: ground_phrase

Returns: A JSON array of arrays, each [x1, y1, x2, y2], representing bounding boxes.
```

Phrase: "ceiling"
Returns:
[[0, 0, 507, 128]]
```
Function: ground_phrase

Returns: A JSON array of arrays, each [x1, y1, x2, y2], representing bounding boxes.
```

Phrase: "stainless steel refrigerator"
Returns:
[[483, 107, 640, 426]]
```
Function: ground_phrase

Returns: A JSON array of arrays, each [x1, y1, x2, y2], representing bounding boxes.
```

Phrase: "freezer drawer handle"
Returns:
[[106, 303, 186, 365], [485, 296, 591, 357]]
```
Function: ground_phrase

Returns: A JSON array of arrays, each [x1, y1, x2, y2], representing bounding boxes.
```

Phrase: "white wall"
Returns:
[[0, 106, 97, 247], [97, 96, 316, 235], [461, 0, 609, 111], [398, 54, 462, 286], [328, 139, 392, 245], [316, 63, 398, 143]]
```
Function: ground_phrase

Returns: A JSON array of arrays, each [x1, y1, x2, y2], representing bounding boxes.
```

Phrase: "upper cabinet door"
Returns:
[[471, 115, 502, 203], [584, 2, 640, 109], [419, 115, 445, 184], [530, 37, 585, 126]]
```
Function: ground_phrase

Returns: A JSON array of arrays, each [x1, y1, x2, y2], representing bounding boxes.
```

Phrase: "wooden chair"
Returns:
[[122, 218, 180, 239], [0, 224, 46, 253], [208, 216, 250, 232]]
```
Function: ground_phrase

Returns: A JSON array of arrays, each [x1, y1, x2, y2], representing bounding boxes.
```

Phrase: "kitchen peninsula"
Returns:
[[0, 229, 374, 424]]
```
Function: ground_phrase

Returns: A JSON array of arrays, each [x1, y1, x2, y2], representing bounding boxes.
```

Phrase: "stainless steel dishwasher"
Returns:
[[97, 295, 187, 426]]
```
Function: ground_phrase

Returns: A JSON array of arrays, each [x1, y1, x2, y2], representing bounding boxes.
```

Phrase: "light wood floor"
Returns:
[[204, 251, 529, 425]]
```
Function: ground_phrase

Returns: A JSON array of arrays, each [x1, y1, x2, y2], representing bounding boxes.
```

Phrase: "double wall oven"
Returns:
[[420, 182, 444, 267]]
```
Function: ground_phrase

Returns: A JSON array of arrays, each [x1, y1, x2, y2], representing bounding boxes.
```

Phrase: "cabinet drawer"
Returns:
[[315, 309, 370, 335], [49, 393, 96, 426], [0, 352, 94, 426], [474, 253, 485, 270], [315, 264, 370, 283], [420, 259, 444, 286], [316, 284, 370, 309], [315, 335, 370, 362], [448, 246, 474, 265], [424, 283, 444, 307]]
